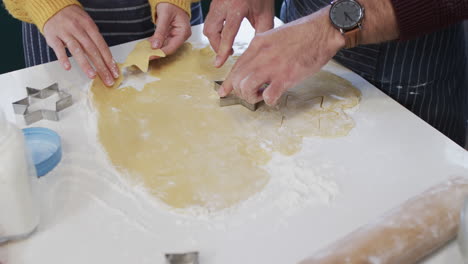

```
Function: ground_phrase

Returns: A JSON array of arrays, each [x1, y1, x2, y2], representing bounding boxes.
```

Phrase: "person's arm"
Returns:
[[353, 0, 399, 44], [3, 0, 81, 32], [218, 0, 401, 105], [391, 0, 468, 40]]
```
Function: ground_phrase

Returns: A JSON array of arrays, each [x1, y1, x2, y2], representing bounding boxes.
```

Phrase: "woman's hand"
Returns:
[[218, 7, 345, 106], [43, 5, 119, 86], [149, 3, 191, 57]]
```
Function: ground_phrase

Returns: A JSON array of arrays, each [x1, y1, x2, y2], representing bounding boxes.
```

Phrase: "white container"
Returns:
[[0, 110, 39, 243]]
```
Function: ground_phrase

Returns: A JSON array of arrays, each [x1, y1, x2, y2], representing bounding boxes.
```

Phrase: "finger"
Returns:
[[262, 80, 287, 106], [75, 30, 115, 86], [214, 15, 243, 68], [219, 74, 234, 98], [85, 22, 119, 78], [238, 72, 267, 104], [254, 14, 274, 34], [207, 29, 222, 54], [203, 9, 225, 53], [47, 37, 71, 70], [161, 27, 191, 55], [231, 66, 251, 99], [218, 62, 240, 97], [64, 37, 97, 80], [218, 47, 257, 97], [150, 13, 171, 49]]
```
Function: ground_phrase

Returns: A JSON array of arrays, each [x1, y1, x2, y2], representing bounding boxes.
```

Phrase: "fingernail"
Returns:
[[152, 40, 161, 49], [263, 93, 271, 105], [63, 61, 71, 70], [106, 76, 115, 86], [214, 56, 222, 67], [111, 61, 120, 78], [87, 69, 96, 78], [265, 95, 277, 106]]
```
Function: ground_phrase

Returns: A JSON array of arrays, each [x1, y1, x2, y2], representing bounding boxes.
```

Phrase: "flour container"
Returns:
[[0, 109, 39, 243]]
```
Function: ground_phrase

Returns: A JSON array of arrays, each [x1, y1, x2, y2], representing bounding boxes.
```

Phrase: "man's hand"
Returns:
[[203, 0, 275, 68], [219, 7, 345, 106], [43, 5, 119, 86], [149, 3, 191, 58]]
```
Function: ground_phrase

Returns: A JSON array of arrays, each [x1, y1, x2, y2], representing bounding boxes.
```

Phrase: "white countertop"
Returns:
[[1, 19, 467, 264]]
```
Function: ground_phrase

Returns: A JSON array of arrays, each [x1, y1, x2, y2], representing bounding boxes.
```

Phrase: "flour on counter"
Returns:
[[11, 43, 346, 254], [82, 74, 342, 231], [119, 67, 160, 91]]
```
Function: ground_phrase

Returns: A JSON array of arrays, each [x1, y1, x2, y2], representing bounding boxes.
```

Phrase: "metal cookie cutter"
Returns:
[[214, 80, 264, 111], [165, 252, 199, 264], [12, 83, 73, 125]]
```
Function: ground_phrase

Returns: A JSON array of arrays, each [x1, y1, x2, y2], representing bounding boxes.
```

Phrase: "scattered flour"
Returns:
[[119, 67, 160, 91], [82, 59, 343, 229], [26, 43, 344, 237], [77, 41, 344, 228]]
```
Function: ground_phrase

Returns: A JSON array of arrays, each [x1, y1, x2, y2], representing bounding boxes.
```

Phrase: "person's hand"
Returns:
[[203, 0, 275, 68], [149, 3, 191, 58], [218, 7, 345, 106], [43, 5, 119, 86]]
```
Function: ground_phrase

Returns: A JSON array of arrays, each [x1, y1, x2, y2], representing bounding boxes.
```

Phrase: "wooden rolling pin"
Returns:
[[300, 177, 468, 264]]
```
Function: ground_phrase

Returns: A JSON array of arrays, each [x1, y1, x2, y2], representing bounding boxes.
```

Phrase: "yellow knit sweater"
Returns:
[[3, 0, 194, 33]]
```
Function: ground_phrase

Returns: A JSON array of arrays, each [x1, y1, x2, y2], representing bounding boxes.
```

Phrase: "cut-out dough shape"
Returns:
[[122, 40, 165, 72], [90, 43, 361, 211], [91, 40, 165, 89]]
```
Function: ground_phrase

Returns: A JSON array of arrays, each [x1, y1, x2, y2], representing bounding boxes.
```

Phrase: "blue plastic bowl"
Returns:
[[22, 127, 62, 177]]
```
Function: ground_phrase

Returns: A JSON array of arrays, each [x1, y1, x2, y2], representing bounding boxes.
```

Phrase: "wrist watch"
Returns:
[[329, 0, 365, 49]]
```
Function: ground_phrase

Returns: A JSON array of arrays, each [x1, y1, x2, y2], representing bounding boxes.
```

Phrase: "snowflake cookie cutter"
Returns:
[[12, 83, 73, 125]]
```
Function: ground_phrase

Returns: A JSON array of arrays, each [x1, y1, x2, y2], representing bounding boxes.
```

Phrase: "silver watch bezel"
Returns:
[[329, 0, 365, 32]]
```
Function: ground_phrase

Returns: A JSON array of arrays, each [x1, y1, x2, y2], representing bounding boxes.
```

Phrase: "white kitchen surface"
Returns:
[[0, 19, 467, 264]]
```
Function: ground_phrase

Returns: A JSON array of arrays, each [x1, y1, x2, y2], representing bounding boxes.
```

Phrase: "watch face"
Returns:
[[330, 0, 363, 30]]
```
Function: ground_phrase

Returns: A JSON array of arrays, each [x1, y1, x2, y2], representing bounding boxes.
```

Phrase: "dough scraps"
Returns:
[[90, 42, 361, 211]]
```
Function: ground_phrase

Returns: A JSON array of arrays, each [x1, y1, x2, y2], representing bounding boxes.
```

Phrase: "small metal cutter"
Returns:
[[213, 80, 263, 111], [165, 252, 199, 264], [12, 83, 73, 125]]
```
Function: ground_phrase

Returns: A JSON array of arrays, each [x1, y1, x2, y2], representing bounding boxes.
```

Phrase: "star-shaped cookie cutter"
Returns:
[[12, 83, 73, 125], [213, 81, 264, 111]]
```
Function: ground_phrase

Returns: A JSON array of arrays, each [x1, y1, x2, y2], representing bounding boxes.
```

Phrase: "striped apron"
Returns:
[[282, 0, 467, 147], [22, 1, 203, 66]]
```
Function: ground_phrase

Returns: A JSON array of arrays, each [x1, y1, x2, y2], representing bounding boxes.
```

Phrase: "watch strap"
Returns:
[[343, 27, 360, 49]]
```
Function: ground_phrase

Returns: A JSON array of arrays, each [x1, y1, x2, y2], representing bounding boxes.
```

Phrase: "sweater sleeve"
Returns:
[[3, 0, 82, 33], [391, 0, 468, 40], [148, 0, 196, 23]]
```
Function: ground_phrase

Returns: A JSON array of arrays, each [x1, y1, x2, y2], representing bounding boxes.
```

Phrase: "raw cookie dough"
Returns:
[[90, 42, 361, 211], [122, 40, 165, 72], [91, 40, 165, 89]]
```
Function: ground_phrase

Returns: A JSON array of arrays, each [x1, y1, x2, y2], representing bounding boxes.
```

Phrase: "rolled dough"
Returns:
[[90, 41, 361, 211]]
